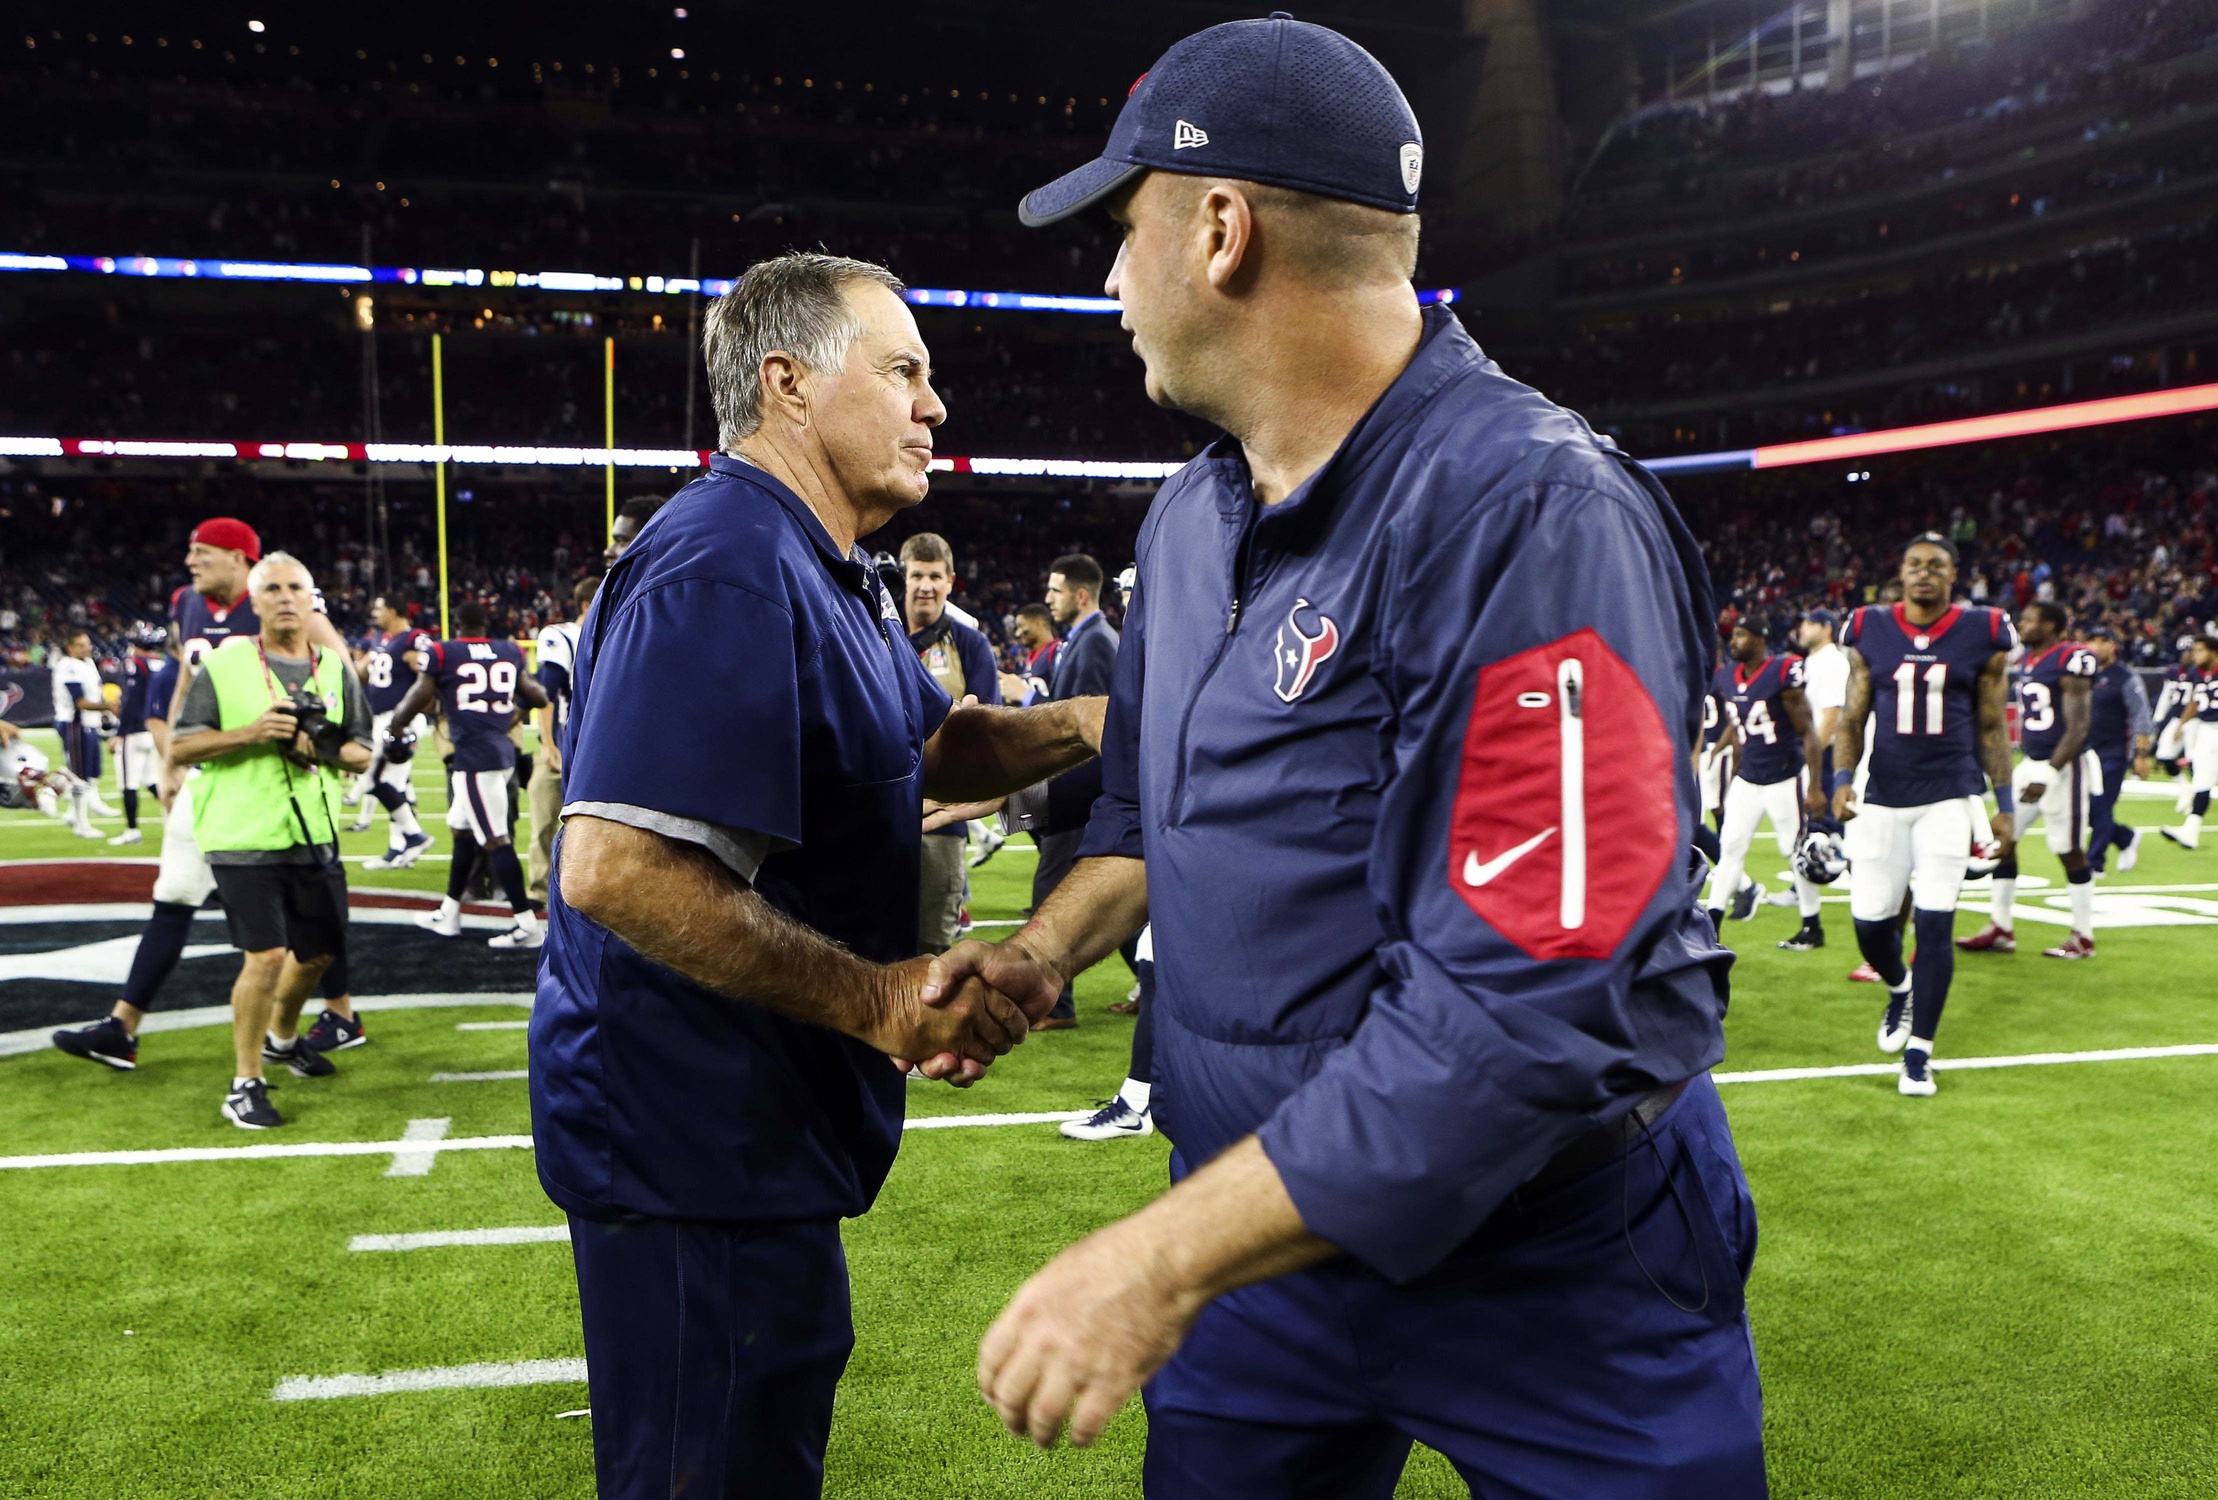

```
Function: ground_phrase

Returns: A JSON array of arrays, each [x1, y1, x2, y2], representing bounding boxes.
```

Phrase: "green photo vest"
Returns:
[[189, 637, 350, 855]]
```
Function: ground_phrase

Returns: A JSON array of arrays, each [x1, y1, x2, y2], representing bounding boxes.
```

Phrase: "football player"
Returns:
[[1702, 616, 1828, 944], [1834, 534, 2016, 1097], [350, 593, 438, 869], [108, 622, 170, 845], [388, 601, 550, 949], [49, 629, 107, 838], [1961, 603, 2100, 957], [2159, 632, 2218, 850]]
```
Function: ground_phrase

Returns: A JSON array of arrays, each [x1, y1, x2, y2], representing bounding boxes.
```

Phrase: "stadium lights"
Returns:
[[0, 250, 1459, 313], [14, 378, 2214, 477]]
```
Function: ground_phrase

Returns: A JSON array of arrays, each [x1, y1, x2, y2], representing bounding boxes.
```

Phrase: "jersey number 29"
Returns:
[[455, 660, 517, 714]]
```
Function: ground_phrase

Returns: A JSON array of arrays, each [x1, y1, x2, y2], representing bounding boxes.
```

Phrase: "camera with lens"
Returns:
[[278, 694, 350, 768]]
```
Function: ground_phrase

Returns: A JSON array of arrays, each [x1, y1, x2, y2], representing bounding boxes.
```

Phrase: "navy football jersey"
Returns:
[[171, 584, 257, 669], [424, 637, 527, 772], [2195, 669, 2218, 723], [116, 653, 157, 735], [2016, 641, 2098, 763], [363, 626, 438, 716], [1700, 687, 1728, 749], [1712, 654, 1805, 785], [144, 657, 180, 725], [1841, 602, 2015, 807]]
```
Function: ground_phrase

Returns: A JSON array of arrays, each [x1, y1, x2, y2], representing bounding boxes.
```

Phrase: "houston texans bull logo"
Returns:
[[1273, 598, 1340, 703]]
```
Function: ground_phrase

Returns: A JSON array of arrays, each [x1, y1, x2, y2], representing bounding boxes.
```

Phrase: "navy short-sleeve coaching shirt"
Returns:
[[530, 455, 952, 1226]]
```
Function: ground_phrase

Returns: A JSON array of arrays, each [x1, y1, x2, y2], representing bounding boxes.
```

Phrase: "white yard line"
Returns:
[[1715, 1041, 2218, 1084], [350, 1225, 570, 1252], [431, 1070, 528, 1083], [384, 1118, 452, 1178], [457, 1021, 530, 1031], [0, 1133, 533, 1171], [0, 992, 530, 1058], [906, 1110, 1093, 1130], [12, 1043, 2218, 1174], [271, 1358, 586, 1401]]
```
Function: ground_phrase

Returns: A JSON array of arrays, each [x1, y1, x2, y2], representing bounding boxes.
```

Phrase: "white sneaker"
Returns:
[[1058, 1097, 1154, 1141], [488, 923, 544, 950], [341, 789, 363, 808], [2118, 826, 2142, 872], [1877, 989, 1913, 1054], [346, 815, 374, 834], [88, 798, 120, 818], [413, 905, 462, 938], [364, 831, 435, 870], [1899, 1049, 1937, 1097], [2160, 827, 2200, 851], [968, 826, 1007, 869], [107, 828, 144, 846], [71, 824, 104, 839], [1763, 888, 1799, 907]]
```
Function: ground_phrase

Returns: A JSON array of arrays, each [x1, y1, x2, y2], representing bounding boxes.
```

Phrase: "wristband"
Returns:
[[1828, 770, 1853, 795], [1993, 785, 2014, 814]]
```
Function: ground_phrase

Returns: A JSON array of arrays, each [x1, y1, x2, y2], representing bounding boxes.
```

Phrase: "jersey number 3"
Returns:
[[1893, 661, 1948, 735], [455, 661, 517, 714]]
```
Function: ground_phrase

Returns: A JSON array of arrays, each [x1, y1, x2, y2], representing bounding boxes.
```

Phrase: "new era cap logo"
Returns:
[[1400, 142, 1423, 195], [1174, 119, 1210, 150]]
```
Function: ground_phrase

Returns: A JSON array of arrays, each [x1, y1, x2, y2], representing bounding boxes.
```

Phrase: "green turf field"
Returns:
[[5, 727, 2218, 1497]]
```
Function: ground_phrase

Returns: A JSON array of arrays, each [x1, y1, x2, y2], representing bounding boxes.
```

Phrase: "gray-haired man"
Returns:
[[531, 252, 1107, 1499]]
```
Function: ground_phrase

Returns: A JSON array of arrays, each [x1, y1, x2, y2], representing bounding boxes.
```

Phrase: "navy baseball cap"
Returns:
[[1803, 607, 1838, 628], [1018, 12, 1422, 228]]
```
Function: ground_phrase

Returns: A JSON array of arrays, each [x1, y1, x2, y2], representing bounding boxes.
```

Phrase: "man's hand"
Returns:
[[1832, 782, 1859, 823], [924, 937, 1066, 1027], [1802, 779, 1829, 819], [922, 796, 1004, 834], [978, 1217, 1206, 1449], [872, 954, 1033, 1088], [997, 671, 1030, 704], [2135, 753, 2153, 780], [156, 762, 184, 813], [247, 705, 304, 746], [2020, 779, 2047, 808], [1991, 810, 2015, 846]]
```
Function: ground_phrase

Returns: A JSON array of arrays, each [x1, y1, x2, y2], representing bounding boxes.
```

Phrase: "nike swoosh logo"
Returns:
[[1462, 827, 1556, 888]]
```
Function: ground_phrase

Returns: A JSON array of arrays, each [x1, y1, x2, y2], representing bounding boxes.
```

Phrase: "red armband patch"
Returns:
[[1448, 628, 1677, 961]]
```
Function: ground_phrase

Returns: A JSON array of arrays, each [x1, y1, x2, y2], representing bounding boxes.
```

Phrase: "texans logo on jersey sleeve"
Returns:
[[1448, 629, 1676, 961], [1272, 598, 1340, 704]]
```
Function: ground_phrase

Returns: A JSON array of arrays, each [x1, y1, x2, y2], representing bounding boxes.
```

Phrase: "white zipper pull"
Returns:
[[1558, 657, 1586, 932]]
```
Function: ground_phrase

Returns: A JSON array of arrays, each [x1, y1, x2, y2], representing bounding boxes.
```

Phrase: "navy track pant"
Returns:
[[569, 1214, 853, 1500], [1143, 1075, 1767, 1499]]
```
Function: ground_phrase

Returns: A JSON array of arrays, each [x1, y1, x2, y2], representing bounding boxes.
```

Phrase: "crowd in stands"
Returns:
[[1674, 421, 2218, 663], [0, 476, 1142, 677], [5, 422, 2214, 697], [1571, 0, 2218, 233], [0, 306, 1212, 458], [1522, 212, 2214, 413], [1562, 120, 2218, 296]]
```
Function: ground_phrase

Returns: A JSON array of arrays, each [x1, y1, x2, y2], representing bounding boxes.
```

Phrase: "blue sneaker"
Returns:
[[262, 1034, 336, 1079], [364, 831, 435, 871], [53, 1016, 138, 1071], [303, 1008, 368, 1053]]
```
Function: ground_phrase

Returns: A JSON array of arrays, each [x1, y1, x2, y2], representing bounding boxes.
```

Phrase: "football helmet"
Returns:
[[1792, 829, 1848, 886]]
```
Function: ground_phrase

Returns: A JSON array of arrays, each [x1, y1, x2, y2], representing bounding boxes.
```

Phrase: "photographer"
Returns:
[[169, 552, 373, 1130]]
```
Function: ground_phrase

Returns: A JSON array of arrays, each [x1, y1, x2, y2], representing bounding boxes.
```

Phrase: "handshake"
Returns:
[[874, 937, 1066, 1087]]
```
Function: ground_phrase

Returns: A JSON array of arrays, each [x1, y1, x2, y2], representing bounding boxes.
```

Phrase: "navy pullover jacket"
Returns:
[[1077, 304, 1733, 1282]]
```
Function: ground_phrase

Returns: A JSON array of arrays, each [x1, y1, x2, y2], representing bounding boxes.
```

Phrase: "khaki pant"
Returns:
[[528, 760, 562, 904], [917, 832, 967, 954]]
